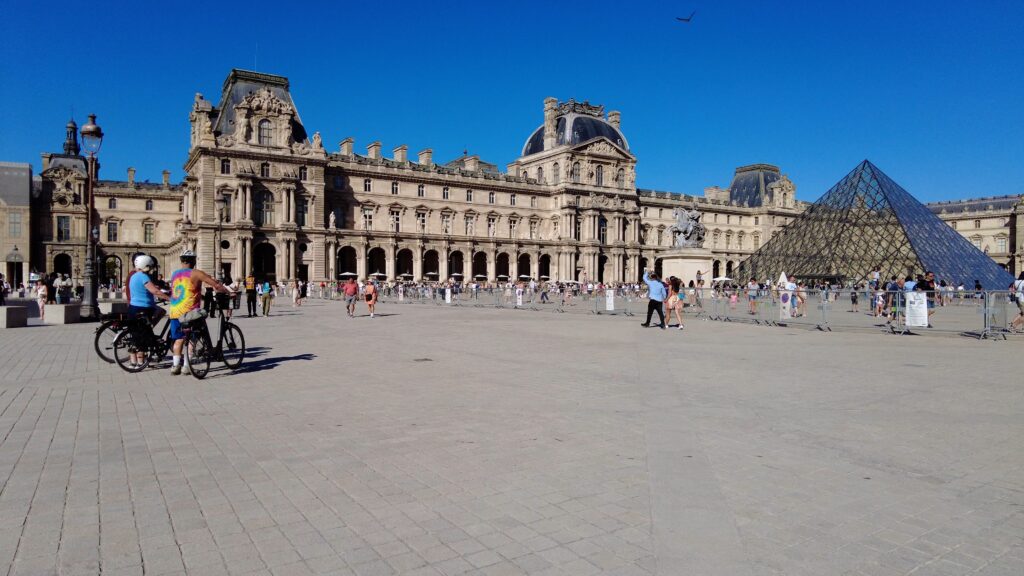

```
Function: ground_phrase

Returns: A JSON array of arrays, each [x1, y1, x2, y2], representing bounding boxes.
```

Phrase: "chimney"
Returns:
[[339, 137, 353, 156], [393, 144, 408, 164], [607, 110, 621, 129], [464, 155, 480, 172], [367, 141, 382, 160], [127, 167, 136, 185], [543, 97, 558, 150], [162, 170, 170, 187], [418, 148, 433, 166]]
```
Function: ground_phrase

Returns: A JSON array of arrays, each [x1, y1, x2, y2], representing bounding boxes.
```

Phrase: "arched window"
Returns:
[[108, 198, 117, 209], [616, 168, 625, 188], [220, 159, 231, 174], [466, 189, 473, 202], [391, 181, 399, 195], [145, 199, 153, 211], [260, 163, 270, 178], [571, 162, 580, 183], [442, 186, 449, 200], [510, 193, 517, 206], [537, 167, 544, 184], [595, 166, 604, 186], [258, 120, 273, 146], [417, 184, 425, 198], [298, 166, 307, 181], [552, 163, 560, 184], [488, 192, 495, 204], [521, 170, 528, 179]]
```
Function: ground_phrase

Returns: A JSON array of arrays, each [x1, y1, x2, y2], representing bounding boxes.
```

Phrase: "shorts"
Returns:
[[927, 300, 935, 309], [345, 295, 356, 305], [1017, 299, 1024, 314], [128, 305, 155, 321], [748, 294, 757, 301], [169, 319, 184, 341], [365, 294, 373, 302]]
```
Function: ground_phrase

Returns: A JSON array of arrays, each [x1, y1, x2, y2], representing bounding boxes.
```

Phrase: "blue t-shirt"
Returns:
[[129, 271, 155, 308]]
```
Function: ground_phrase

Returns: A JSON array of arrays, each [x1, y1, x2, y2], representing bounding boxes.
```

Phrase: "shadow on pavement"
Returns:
[[213, 351, 316, 376]]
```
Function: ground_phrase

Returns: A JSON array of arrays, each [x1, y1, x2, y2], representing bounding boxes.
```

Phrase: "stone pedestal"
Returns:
[[659, 247, 713, 285], [0, 306, 28, 328], [43, 304, 81, 325], [99, 301, 130, 315]]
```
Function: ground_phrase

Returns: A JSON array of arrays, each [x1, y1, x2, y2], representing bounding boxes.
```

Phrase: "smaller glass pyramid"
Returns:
[[738, 160, 1014, 288]]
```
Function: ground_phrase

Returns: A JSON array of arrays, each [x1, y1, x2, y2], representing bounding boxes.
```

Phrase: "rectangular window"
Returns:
[[974, 220, 981, 229], [296, 199, 307, 227], [442, 187, 449, 200], [951, 221, 957, 230], [144, 223, 154, 244], [417, 184, 425, 198], [220, 159, 231, 174], [997, 237, 1007, 253], [509, 220, 518, 238], [107, 221, 118, 242], [466, 190, 473, 202], [464, 216, 474, 235], [390, 209, 401, 232], [363, 178, 371, 192], [391, 182, 399, 195], [754, 216, 759, 226], [530, 196, 537, 208], [487, 217, 497, 237], [488, 192, 495, 204], [362, 209, 373, 230], [416, 212, 427, 233], [971, 238, 981, 248], [529, 220, 538, 239], [441, 214, 451, 234], [510, 193, 516, 206], [55, 215, 69, 241]]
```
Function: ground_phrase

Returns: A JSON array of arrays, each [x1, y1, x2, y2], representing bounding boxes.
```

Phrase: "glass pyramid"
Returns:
[[738, 160, 1014, 288]]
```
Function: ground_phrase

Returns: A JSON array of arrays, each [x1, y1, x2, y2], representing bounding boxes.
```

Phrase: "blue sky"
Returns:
[[1, 0, 1021, 203]]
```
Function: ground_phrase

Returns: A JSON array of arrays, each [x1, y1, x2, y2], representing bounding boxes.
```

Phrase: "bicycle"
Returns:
[[110, 307, 173, 373], [94, 312, 130, 363], [182, 313, 246, 379]]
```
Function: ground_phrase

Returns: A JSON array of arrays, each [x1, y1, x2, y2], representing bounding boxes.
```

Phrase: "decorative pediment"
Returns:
[[238, 87, 294, 116], [414, 204, 431, 213], [42, 165, 85, 180], [572, 137, 630, 159]]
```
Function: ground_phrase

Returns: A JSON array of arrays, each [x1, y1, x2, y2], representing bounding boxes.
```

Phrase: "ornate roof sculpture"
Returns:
[[738, 160, 1015, 288]]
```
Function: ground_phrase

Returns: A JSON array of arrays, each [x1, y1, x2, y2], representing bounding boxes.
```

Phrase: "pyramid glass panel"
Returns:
[[738, 160, 1014, 288]]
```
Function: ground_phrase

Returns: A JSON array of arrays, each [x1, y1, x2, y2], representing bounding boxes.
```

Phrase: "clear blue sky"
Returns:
[[2, 0, 1021, 203]]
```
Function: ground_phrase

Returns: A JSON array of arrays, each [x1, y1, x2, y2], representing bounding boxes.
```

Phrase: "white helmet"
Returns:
[[134, 254, 155, 271]]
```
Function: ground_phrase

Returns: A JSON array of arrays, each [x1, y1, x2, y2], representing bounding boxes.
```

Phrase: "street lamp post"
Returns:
[[80, 114, 103, 320]]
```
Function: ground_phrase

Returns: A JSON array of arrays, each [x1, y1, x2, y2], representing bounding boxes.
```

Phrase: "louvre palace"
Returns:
[[1, 69, 1020, 288]]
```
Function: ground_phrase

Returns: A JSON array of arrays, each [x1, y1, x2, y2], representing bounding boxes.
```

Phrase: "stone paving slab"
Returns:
[[0, 300, 1021, 575]]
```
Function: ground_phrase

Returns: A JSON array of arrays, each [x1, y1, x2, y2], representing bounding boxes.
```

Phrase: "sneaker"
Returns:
[[640, 323, 650, 327], [182, 366, 191, 376], [660, 324, 667, 330], [678, 325, 684, 330], [170, 365, 181, 376]]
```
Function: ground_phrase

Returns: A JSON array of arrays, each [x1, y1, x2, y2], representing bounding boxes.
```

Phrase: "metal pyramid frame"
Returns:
[[738, 160, 1014, 288]]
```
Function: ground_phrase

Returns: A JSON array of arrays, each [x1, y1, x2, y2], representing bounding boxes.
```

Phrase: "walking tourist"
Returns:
[[343, 277, 358, 317], [1010, 272, 1024, 333], [0, 273, 6, 306], [167, 250, 233, 376], [292, 280, 301, 307], [850, 283, 860, 313], [668, 276, 685, 329], [747, 277, 759, 315], [640, 269, 667, 329], [245, 273, 257, 317], [35, 279, 47, 321], [364, 279, 378, 318], [260, 279, 273, 316]]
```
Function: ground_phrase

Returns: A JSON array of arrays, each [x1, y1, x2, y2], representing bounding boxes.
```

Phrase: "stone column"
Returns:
[[308, 195, 316, 229], [288, 240, 297, 280], [328, 241, 336, 280], [413, 247, 423, 280], [487, 249, 497, 281], [356, 244, 367, 280], [385, 245, 395, 280], [439, 247, 449, 281]]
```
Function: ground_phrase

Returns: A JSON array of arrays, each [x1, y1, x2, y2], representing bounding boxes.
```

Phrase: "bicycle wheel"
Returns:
[[186, 332, 212, 380], [219, 322, 246, 369], [112, 330, 149, 373], [94, 321, 120, 363]]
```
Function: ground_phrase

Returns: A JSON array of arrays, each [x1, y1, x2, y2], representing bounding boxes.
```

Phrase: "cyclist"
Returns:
[[168, 249, 233, 376], [127, 255, 171, 368]]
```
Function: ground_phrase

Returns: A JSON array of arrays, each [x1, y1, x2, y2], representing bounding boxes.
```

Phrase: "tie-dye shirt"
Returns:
[[168, 268, 199, 319]]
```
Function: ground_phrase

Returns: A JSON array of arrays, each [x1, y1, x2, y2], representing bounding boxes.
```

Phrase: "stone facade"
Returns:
[[5, 68, 1020, 286], [927, 195, 1023, 276]]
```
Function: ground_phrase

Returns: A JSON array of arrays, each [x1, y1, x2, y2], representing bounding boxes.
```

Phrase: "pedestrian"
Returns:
[[292, 279, 301, 307], [667, 276, 685, 330], [364, 279, 378, 318], [850, 283, 860, 313], [640, 269, 667, 329], [245, 273, 258, 317], [0, 273, 6, 306], [300, 279, 307, 304], [746, 277, 759, 315], [260, 279, 273, 316], [918, 271, 938, 325], [35, 279, 48, 321], [343, 277, 359, 317], [1009, 272, 1024, 333]]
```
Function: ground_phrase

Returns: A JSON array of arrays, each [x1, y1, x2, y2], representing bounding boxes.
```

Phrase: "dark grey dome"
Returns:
[[522, 114, 629, 156]]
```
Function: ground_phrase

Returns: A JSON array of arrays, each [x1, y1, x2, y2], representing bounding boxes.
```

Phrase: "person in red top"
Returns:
[[342, 277, 359, 318]]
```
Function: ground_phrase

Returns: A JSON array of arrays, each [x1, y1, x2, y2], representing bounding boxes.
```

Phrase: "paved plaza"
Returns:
[[0, 300, 1022, 576]]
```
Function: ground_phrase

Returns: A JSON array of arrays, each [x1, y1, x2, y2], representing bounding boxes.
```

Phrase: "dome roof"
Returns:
[[522, 113, 629, 157]]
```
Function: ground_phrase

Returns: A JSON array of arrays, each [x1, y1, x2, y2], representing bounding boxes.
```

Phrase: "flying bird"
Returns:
[[676, 11, 696, 23]]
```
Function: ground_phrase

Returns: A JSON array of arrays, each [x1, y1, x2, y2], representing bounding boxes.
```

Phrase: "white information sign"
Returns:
[[905, 292, 929, 327], [605, 291, 615, 311], [445, 288, 452, 304], [398, 286, 404, 301], [515, 288, 523, 307]]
